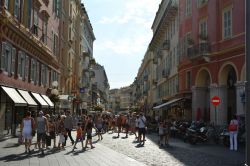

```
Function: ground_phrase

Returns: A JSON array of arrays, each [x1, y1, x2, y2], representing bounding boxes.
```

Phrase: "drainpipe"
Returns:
[[245, 0, 250, 165]]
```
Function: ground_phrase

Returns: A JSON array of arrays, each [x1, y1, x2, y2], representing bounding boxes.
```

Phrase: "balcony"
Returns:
[[162, 39, 170, 50], [162, 69, 170, 78], [153, 57, 158, 64], [187, 42, 211, 60], [152, 79, 158, 86]]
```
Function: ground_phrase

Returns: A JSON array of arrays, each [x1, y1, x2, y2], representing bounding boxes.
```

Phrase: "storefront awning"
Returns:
[[17, 89, 38, 107], [31, 92, 49, 107], [41, 95, 54, 107], [153, 98, 183, 110], [1, 86, 27, 106]]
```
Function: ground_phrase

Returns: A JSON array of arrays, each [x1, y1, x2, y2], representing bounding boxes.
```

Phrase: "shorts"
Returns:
[[138, 128, 146, 136], [97, 128, 102, 133], [37, 133, 46, 142], [59, 133, 65, 144], [87, 134, 92, 140]]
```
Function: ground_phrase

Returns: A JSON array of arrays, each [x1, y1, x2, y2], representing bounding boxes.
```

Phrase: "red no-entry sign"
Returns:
[[211, 96, 221, 106]]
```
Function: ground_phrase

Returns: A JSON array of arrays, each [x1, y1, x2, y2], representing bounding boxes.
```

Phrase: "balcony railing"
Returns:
[[162, 39, 170, 50], [187, 42, 211, 59], [162, 69, 170, 78]]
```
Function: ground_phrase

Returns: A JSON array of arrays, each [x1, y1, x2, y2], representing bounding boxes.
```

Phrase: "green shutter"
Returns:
[[11, 47, 16, 75]]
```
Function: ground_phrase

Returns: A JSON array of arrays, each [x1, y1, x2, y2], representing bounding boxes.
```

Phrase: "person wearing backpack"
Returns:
[[228, 115, 238, 151]]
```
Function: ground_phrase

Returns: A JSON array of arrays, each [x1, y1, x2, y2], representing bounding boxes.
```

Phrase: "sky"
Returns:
[[83, 0, 162, 89]]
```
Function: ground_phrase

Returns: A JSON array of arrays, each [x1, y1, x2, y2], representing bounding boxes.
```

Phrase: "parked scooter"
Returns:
[[184, 121, 218, 145]]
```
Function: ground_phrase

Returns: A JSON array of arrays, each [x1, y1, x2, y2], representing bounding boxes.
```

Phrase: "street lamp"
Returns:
[[51, 81, 59, 115]]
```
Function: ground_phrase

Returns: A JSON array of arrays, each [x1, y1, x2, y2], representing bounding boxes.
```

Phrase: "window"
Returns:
[[186, 71, 191, 89], [186, 0, 192, 16], [51, 70, 58, 82], [42, 19, 47, 44], [18, 51, 25, 79], [4, 0, 9, 9], [199, 19, 207, 41], [14, 0, 19, 18], [1, 42, 13, 75], [183, 33, 191, 56], [27, 0, 32, 28], [53, 34, 58, 56], [53, 0, 60, 17], [197, 0, 208, 8], [223, 8, 232, 39], [33, 9, 39, 36]]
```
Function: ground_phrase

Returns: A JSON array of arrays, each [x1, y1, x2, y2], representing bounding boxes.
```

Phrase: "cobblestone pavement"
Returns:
[[0, 131, 245, 166], [0, 135, 145, 166], [98, 131, 245, 166]]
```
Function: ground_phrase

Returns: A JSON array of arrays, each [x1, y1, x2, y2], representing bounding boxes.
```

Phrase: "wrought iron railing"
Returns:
[[187, 42, 211, 59]]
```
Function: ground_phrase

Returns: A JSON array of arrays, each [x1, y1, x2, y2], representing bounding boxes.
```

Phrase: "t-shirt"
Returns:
[[137, 116, 146, 128], [37, 116, 46, 133]]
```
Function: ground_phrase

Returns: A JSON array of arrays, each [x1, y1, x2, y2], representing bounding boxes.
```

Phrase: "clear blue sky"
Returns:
[[83, 0, 161, 89]]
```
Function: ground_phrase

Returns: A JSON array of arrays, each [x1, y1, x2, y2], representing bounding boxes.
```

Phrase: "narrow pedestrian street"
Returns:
[[0, 131, 245, 166]]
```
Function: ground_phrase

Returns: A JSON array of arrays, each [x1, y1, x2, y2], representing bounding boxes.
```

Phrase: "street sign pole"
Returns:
[[246, 0, 250, 165], [214, 106, 217, 125]]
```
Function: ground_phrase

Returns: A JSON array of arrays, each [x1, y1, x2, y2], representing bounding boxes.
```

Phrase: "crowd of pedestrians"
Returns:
[[19, 109, 150, 155]]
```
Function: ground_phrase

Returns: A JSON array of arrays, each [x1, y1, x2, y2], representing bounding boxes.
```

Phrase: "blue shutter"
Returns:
[[1, 42, 6, 71], [11, 47, 16, 75]]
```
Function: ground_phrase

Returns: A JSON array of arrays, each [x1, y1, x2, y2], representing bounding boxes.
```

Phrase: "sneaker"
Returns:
[[91, 146, 95, 149]]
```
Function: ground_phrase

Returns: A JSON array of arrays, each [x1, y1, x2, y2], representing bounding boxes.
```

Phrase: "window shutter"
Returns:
[[11, 47, 16, 75], [17, 51, 22, 77], [7, 45, 12, 74], [1, 42, 6, 71], [36, 61, 40, 85], [30, 58, 33, 81], [25, 55, 29, 80]]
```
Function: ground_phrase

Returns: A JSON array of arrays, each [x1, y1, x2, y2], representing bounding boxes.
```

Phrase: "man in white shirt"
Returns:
[[137, 112, 146, 145]]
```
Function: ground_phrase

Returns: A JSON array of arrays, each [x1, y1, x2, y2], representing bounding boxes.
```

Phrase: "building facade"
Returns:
[[59, 0, 96, 114], [91, 63, 110, 111], [178, 0, 245, 125], [0, 0, 60, 136]]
